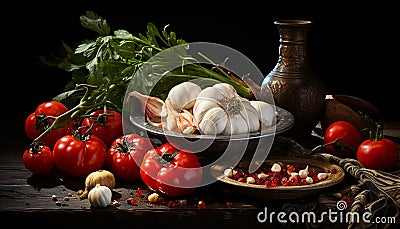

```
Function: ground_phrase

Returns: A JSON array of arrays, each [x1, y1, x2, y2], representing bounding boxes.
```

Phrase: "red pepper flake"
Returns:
[[127, 198, 138, 206], [168, 200, 178, 208], [198, 200, 206, 209], [146, 203, 156, 207], [341, 196, 350, 204], [135, 188, 143, 198], [157, 196, 166, 204], [330, 168, 338, 174]]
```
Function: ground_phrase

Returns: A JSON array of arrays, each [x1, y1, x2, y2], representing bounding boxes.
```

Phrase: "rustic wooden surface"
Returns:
[[0, 163, 287, 228], [1, 122, 399, 228]]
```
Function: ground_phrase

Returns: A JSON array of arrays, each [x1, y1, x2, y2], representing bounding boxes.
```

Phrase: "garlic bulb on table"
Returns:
[[193, 83, 260, 135], [88, 184, 112, 208]]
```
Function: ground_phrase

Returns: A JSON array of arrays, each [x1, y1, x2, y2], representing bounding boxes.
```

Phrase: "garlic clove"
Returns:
[[198, 107, 228, 135], [257, 173, 268, 179], [193, 100, 219, 124], [177, 109, 198, 134], [222, 114, 250, 135], [271, 163, 282, 173], [162, 99, 180, 132], [240, 99, 260, 133], [224, 168, 237, 178], [126, 91, 164, 124], [305, 177, 314, 184], [213, 83, 237, 95], [317, 172, 331, 181], [299, 165, 309, 178], [196, 84, 228, 103], [246, 176, 256, 184]]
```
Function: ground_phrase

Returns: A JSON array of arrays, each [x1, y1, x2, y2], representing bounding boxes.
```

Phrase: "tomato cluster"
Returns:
[[23, 101, 126, 177], [25, 101, 71, 148], [22, 100, 203, 197]]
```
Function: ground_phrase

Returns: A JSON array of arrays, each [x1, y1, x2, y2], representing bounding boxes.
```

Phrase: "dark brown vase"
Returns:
[[261, 20, 326, 138]]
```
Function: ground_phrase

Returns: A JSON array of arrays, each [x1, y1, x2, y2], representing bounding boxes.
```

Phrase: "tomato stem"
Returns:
[[28, 141, 42, 154], [311, 137, 355, 153], [156, 151, 179, 167], [370, 124, 384, 141], [32, 83, 116, 145]]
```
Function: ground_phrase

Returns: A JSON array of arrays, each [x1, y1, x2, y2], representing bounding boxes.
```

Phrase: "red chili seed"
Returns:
[[198, 200, 207, 209], [341, 196, 350, 204], [168, 201, 177, 208], [135, 188, 143, 198], [127, 198, 138, 205]]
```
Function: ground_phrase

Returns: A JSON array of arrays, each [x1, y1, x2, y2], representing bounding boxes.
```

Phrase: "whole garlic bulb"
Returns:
[[193, 83, 260, 135], [88, 184, 112, 207], [166, 81, 202, 110]]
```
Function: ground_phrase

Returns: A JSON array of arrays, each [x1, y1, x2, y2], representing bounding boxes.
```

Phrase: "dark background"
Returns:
[[1, 0, 396, 157]]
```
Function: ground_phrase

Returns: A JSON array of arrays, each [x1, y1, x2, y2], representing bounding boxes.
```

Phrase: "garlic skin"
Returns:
[[193, 83, 260, 135], [250, 100, 275, 129], [88, 184, 112, 207]]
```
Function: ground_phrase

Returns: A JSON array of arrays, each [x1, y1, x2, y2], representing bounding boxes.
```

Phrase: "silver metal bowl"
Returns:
[[125, 105, 294, 166]]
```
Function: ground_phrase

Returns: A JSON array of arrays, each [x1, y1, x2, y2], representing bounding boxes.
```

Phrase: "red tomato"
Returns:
[[24, 101, 71, 148], [107, 134, 156, 181], [140, 143, 203, 197], [357, 127, 399, 171], [53, 134, 107, 177], [323, 121, 361, 158], [81, 109, 123, 147], [22, 144, 54, 175]]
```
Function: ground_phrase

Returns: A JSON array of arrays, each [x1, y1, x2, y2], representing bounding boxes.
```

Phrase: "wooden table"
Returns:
[[1, 122, 399, 229]]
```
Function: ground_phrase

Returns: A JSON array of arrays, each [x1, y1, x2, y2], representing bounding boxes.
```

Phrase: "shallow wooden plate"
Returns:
[[210, 156, 345, 200]]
